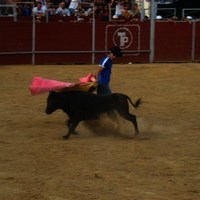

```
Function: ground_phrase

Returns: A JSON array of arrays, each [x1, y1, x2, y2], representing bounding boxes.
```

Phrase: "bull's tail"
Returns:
[[120, 94, 142, 109], [133, 98, 142, 109], [129, 97, 142, 109]]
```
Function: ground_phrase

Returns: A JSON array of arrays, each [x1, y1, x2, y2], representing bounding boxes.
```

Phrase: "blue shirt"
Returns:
[[98, 56, 113, 85]]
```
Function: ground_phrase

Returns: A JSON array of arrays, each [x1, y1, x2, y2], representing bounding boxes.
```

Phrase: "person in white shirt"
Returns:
[[55, 1, 70, 16], [114, 0, 124, 18], [68, 0, 80, 16], [43, 0, 56, 16], [32, 1, 46, 22]]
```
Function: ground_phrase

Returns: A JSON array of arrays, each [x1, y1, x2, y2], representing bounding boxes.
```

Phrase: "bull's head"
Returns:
[[45, 91, 61, 114]]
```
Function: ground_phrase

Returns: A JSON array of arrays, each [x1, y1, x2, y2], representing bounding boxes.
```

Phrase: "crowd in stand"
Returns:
[[0, 0, 141, 22], [1, 0, 200, 22]]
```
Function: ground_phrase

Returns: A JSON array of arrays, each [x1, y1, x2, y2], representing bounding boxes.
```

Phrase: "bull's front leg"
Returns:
[[66, 119, 78, 135], [63, 120, 79, 139]]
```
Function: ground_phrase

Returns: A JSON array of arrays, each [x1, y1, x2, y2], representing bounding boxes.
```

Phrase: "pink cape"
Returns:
[[79, 73, 95, 83], [29, 73, 96, 95]]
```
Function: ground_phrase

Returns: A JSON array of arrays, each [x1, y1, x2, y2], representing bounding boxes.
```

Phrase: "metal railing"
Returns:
[[0, 2, 34, 21], [0, 4, 17, 21], [182, 8, 200, 19], [157, 8, 176, 18]]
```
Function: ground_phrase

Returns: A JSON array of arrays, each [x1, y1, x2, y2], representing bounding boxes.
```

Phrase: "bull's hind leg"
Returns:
[[123, 113, 139, 136], [63, 120, 79, 139]]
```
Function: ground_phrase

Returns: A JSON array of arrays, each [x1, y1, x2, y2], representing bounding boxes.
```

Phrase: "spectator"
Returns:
[[44, 0, 56, 16], [94, 0, 104, 16], [68, 0, 80, 16], [74, 3, 84, 17], [32, 1, 46, 22], [101, 3, 109, 21], [122, 4, 131, 19], [21, 2, 32, 16], [84, 7, 93, 16], [55, 1, 70, 16], [113, 0, 124, 19], [129, 3, 140, 19], [82, 1, 93, 17]]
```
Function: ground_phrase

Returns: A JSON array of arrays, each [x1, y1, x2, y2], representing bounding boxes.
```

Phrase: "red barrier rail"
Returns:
[[0, 19, 199, 65]]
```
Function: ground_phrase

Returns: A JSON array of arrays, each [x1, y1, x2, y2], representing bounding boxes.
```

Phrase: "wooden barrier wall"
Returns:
[[0, 20, 199, 65], [154, 21, 200, 62], [195, 22, 200, 61]]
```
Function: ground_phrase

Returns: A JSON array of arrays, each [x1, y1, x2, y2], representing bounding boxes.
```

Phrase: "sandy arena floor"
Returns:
[[0, 63, 199, 200]]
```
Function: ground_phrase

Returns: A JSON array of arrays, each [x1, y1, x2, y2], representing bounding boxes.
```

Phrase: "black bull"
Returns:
[[45, 91, 142, 139]]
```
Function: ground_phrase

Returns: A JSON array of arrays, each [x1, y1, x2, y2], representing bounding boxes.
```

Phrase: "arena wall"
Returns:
[[0, 19, 199, 64]]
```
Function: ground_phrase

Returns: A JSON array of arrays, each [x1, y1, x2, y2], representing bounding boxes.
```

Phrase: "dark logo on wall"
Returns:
[[105, 24, 140, 55], [113, 27, 133, 49]]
